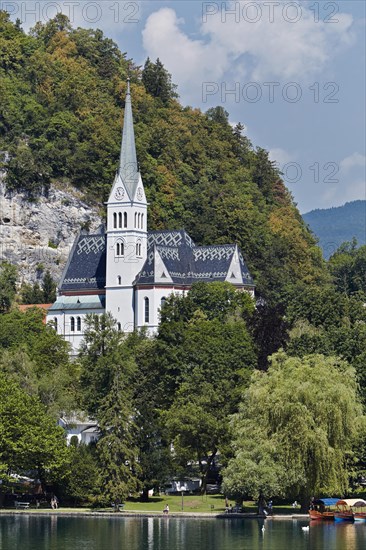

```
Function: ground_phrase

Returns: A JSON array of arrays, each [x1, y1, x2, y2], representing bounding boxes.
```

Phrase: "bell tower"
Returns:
[[105, 79, 147, 332]]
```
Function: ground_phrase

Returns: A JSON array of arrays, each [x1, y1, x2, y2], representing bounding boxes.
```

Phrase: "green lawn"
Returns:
[[123, 494, 230, 513], [122, 496, 300, 515]]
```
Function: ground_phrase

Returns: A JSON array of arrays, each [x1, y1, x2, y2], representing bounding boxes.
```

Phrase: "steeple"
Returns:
[[105, 77, 148, 332], [118, 78, 139, 201]]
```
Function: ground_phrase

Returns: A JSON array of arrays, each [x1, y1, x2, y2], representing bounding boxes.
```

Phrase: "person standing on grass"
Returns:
[[163, 504, 169, 514]]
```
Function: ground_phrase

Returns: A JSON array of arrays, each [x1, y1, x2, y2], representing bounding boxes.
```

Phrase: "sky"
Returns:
[[6, 0, 366, 213]]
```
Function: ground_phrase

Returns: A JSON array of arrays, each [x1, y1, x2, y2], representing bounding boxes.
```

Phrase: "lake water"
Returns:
[[0, 515, 366, 550]]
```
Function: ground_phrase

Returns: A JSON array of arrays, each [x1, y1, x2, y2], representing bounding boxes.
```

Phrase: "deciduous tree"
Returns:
[[223, 353, 366, 511], [0, 373, 70, 488]]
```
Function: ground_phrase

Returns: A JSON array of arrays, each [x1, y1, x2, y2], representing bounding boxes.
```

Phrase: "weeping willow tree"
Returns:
[[222, 353, 366, 511]]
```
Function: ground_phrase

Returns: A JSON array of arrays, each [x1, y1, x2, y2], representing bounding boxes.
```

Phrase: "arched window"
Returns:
[[141, 213, 144, 229], [77, 317, 81, 331], [117, 275, 121, 285], [118, 212, 122, 228], [134, 212, 137, 228], [144, 297, 150, 323], [116, 241, 124, 257], [161, 297, 167, 309], [138, 213, 141, 228], [124, 212, 127, 228], [70, 317, 75, 332], [136, 242, 141, 257], [54, 317, 58, 331], [113, 213, 117, 229]]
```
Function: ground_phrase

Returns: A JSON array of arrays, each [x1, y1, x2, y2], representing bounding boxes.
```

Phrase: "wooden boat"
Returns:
[[349, 499, 366, 521], [334, 499, 356, 522], [309, 498, 338, 520]]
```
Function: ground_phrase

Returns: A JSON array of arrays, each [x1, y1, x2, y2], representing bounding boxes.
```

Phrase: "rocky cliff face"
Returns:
[[0, 177, 102, 286]]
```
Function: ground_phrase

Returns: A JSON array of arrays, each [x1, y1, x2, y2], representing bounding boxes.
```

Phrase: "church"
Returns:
[[47, 81, 255, 354]]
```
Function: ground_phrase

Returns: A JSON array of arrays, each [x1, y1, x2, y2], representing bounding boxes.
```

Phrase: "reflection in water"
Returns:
[[0, 516, 365, 550]]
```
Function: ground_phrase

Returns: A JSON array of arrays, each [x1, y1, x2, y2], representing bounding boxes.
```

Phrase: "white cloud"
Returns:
[[340, 152, 366, 172], [142, 8, 229, 92], [142, 3, 354, 101], [319, 152, 366, 207], [321, 179, 365, 207]]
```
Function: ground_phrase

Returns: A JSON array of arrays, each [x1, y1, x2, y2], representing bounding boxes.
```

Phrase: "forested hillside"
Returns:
[[0, 12, 325, 305], [303, 201, 366, 259]]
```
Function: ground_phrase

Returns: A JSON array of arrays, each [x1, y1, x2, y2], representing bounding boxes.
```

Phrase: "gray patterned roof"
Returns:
[[148, 230, 195, 249], [60, 231, 106, 292], [59, 228, 254, 293], [136, 232, 254, 287]]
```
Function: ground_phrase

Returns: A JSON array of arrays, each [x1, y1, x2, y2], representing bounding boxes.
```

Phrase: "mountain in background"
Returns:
[[303, 200, 366, 259]]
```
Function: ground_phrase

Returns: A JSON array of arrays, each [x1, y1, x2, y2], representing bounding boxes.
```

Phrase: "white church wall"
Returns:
[[47, 307, 104, 355], [106, 287, 135, 333], [135, 287, 186, 333]]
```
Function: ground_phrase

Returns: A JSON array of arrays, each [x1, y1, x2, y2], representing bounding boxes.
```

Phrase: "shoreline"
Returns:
[[0, 509, 309, 520]]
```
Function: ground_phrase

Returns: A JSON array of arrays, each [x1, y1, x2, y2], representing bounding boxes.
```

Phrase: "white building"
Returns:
[[47, 80, 255, 353], [58, 415, 99, 445]]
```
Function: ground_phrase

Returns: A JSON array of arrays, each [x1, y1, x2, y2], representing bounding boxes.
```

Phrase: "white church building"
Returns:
[[47, 80, 255, 353]]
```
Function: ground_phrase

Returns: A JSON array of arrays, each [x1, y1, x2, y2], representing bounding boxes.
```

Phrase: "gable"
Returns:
[[225, 246, 243, 284], [154, 248, 173, 284]]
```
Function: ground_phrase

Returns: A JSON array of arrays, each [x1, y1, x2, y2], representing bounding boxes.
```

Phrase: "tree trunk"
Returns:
[[200, 449, 217, 495], [141, 487, 149, 502], [257, 492, 267, 515], [37, 465, 47, 493], [299, 495, 310, 514], [299, 490, 310, 513]]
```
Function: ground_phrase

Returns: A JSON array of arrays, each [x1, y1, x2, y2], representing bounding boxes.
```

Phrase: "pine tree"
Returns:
[[252, 147, 278, 201], [20, 282, 44, 304], [0, 263, 17, 313], [205, 106, 229, 125], [97, 359, 140, 504], [42, 270, 56, 303], [142, 58, 178, 104]]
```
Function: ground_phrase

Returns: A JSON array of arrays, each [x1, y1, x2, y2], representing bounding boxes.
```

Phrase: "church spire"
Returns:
[[119, 78, 139, 200]]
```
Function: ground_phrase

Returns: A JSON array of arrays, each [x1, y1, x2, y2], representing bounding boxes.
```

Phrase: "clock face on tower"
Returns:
[[115, 187, 125, 200], [136, 187, 143, 201]]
